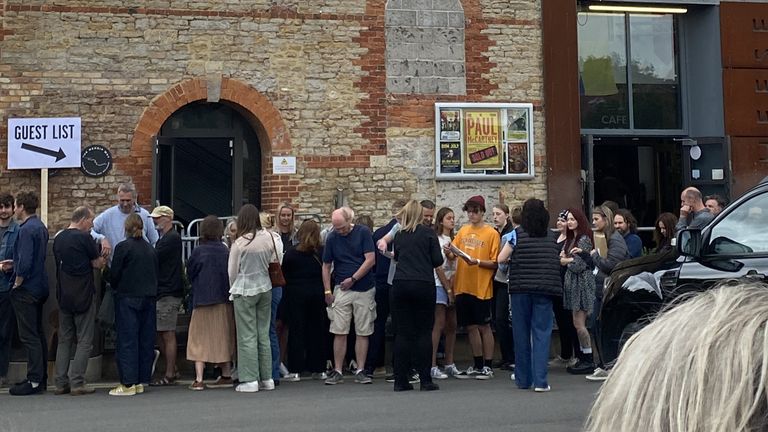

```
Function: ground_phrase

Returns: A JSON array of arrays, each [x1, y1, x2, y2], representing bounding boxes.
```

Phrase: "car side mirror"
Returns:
[[678, 228, 702, 258]]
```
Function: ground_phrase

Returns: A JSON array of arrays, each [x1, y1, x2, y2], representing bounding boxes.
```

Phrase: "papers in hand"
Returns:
[[449, 244, 472, 261]]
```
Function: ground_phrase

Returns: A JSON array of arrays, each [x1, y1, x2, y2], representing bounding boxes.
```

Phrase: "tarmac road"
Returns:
[[0, 367, 598, 432]]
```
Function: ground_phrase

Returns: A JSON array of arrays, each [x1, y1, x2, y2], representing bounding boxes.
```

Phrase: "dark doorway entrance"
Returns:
[[156, 137, 233, 227], [153, 102, 262, 227], [592, 137, 683, 227]]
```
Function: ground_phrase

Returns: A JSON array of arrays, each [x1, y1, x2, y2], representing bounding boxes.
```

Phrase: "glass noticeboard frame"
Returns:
[[435, 102, 535, 180]]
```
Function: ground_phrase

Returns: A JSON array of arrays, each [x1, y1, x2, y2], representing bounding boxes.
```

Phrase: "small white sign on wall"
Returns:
[[7, 117, 82, 169], [273, 156, 296, 174]]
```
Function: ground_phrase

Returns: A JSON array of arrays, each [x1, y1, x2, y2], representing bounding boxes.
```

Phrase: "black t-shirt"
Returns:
[[155, 229, 184, 298], [53, 228, 100, 276]]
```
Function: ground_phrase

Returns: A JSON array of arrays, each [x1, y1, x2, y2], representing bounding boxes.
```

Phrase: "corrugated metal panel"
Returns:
[[723, 69, 768, 136], [730, 137, 768, 195], [721, 3, 768, 68]]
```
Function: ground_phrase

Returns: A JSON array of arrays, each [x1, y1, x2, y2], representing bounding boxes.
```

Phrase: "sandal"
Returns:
[[152, 376, 176, 386]]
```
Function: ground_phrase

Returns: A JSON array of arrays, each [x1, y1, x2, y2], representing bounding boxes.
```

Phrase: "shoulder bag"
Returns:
[[268, 232, 287, 287]]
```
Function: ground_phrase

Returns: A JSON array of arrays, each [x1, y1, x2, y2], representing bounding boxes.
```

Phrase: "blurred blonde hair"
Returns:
[[586, 282, 768, 432], [260, 212, 275, 230], [396, 199, 424, 233]]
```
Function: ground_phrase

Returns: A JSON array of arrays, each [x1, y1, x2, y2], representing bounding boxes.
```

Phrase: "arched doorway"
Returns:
[[153, 102, 262, 226]]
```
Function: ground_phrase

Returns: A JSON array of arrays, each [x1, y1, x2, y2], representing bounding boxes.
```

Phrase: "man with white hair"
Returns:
[[322, 207, 376, 385], [91, 183, 158, 262]]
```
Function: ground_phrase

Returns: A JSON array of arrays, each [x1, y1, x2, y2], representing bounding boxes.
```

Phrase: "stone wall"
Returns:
[[0, 0, 545, 232]]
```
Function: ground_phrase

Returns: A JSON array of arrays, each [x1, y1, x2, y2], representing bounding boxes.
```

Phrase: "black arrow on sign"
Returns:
[[21, 143, 66, 162]]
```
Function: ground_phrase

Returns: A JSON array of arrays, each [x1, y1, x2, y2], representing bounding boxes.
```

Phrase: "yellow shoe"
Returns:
[[109, 384, 137, 396], [135, 384, 144, 394]]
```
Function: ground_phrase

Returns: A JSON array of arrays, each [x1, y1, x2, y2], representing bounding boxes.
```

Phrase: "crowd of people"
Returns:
[[0, 182, 727, 396]]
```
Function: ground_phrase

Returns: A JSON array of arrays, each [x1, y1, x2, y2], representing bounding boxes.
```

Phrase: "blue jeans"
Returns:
[[270, 286, 283, 381], [114, 296, 156, 386], [510, 293, 553, 389], [0, 290, 15, 378]]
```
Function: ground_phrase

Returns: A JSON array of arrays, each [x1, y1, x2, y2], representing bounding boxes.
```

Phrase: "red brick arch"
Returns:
[[120, 77, 292, 202]]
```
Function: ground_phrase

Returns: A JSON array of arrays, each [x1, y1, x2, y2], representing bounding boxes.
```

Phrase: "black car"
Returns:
[[600, 178, 768, 366]]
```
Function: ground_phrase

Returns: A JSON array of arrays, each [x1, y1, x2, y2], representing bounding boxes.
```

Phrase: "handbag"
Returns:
[[97, 282, 115, 330], [268, 232, 286, 287]]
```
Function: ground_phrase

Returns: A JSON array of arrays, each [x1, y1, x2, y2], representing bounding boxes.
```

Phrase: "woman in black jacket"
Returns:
[[391, 200, 444, 392], [497, 199, 561, 392], [282, 219, 329, 379], [109, 213, 158, 396]]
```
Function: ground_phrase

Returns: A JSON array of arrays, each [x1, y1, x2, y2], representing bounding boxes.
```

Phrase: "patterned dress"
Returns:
[[562, 234, 596, 313]]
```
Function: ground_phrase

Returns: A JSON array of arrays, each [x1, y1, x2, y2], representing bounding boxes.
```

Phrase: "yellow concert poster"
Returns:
[[463, 110, 503, 170]]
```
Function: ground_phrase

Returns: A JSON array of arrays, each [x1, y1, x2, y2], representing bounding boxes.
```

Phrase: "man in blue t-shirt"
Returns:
[[322, 207, 376, 385]]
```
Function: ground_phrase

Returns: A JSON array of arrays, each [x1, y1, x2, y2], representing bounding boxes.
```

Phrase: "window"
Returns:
[[578, 11, 681, 130], [707, 193, 768, 255]]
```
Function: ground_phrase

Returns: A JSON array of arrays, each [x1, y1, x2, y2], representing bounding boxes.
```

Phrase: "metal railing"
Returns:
[[180, 213, 323, 262]]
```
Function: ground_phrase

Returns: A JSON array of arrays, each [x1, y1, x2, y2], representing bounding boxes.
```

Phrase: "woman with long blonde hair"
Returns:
[[390, 200, 444, 391]]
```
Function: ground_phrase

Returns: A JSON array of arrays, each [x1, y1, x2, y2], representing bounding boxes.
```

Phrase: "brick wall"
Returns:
[[0, 0, 545, 231]]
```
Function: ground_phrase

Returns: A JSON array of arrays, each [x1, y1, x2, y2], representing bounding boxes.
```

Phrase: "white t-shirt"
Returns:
[[435, 234, 456, 286]]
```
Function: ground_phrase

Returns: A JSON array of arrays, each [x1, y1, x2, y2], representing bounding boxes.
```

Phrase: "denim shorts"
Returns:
[[435, 285, 449, 305]]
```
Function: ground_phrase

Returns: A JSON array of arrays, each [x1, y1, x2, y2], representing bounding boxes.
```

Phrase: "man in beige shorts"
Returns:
[[322, 207, 376, 385], [150, 206, 184, 386]]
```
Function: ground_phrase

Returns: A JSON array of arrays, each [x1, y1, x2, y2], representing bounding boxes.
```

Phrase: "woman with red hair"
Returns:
[[560, 208, 596, 375]]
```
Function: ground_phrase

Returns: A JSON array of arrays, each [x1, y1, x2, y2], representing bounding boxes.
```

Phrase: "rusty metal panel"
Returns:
[[730, 136, 768, 195], [721, 3, 768, 69], [723, 69, 768, 136], [543, 0, 582, 219]]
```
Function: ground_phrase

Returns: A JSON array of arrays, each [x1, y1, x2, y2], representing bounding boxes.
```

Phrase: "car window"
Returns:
[[706, 192, 768, 255]]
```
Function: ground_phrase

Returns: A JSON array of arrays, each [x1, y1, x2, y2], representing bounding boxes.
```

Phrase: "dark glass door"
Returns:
[[155, 137, 233, 227]]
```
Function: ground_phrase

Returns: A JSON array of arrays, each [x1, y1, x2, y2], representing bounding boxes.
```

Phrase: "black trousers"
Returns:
[[552, 295, 579, 360], [286, 286, 329, 373], [10, 287, 48, 384], [494, 282, 515, 364], [365, 281, 391, 371], [0, 290, 16, 377], [391, 280, 435, 386]]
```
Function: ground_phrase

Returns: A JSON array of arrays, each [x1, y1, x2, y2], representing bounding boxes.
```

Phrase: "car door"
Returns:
[[677, 191, 768, 288]]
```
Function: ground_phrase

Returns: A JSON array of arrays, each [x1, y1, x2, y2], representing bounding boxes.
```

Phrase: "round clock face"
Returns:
[[80, 145, 112, 177]]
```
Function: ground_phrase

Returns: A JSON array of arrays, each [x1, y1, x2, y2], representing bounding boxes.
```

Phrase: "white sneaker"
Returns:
[[430, 367, 448, 380], [475, 366, 494, 380], [444, 364, 464, 379], [279, 363, 290, 377], [235, 381, 259, 392], [282, 372, 300, 382], [585, 367, 609, 382], [259, 379, 275, 390], [534, 385, 551, 392], [311, 372, 328, 380], [510, 373, 515, 381]]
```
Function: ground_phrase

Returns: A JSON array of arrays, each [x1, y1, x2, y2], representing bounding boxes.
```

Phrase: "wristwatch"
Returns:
[[351, 275, 358, 283]]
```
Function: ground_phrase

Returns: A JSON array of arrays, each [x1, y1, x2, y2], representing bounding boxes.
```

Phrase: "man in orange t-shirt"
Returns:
[[446, 195, 499, 380]]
